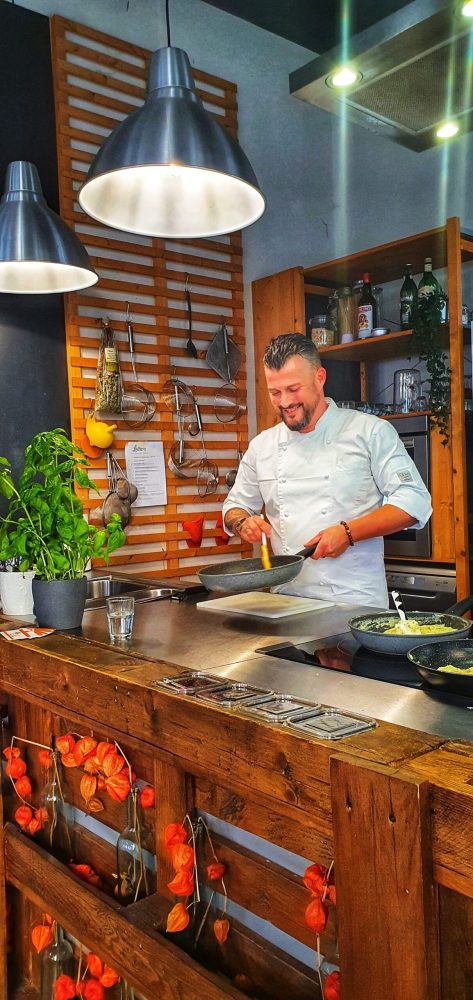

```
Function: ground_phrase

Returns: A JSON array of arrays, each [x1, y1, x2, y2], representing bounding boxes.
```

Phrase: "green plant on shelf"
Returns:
[[0, 428, 125, 579], [410, 291, 451, 445]]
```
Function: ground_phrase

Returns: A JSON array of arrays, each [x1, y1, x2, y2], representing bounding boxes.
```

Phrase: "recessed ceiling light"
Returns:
[[326, 67, 362, 89], [461, 1, 473, 16], [436, 121, 459, 138]]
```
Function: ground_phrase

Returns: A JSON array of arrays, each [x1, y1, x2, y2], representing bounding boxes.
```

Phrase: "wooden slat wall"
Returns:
[[50, 15, 250, 578]]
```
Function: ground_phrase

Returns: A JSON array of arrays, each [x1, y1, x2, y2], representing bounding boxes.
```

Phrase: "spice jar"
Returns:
[[336, 287, 355, 343], [309, 314, 334, 348]]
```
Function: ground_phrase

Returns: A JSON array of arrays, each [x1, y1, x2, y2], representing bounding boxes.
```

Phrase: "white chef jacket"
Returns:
[[223, 399, 432, 608]]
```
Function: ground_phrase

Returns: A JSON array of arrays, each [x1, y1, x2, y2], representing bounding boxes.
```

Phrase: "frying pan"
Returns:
[[348, 596, 473, 655], [407, 640, 473, 693], [198, 544, 317, 593]]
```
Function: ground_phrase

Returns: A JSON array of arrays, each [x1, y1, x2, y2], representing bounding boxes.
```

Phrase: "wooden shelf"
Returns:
[[318, 329, 415, 361], [303, 224, 473, 288]]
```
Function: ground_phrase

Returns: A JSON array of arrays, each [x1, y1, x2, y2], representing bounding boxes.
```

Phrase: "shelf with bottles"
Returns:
[[318, 328, 415, 362]]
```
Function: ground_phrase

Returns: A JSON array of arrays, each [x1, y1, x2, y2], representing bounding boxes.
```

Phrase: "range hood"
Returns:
[[290, 0, 472, 152]]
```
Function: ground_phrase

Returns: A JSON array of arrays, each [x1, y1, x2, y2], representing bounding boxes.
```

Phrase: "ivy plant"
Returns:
[[410, 291, 451, 445], [0, 429, 125, 580]]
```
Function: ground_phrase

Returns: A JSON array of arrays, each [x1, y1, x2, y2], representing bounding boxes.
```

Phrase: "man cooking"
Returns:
[[223, 334, 432, 608]]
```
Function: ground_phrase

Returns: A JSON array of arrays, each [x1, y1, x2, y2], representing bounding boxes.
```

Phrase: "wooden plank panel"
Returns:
[[331, 756, 440, 1000], [446, 217, 469, 599], [252, 268, 305, 432], [439, 886, 473, 1000], [50, 15, 249, 581], [5, 823, 244, 1000]]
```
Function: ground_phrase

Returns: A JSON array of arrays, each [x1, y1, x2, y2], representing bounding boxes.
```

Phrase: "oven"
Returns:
[[385, 564, 456, 612], [383, 414, 431, 559]]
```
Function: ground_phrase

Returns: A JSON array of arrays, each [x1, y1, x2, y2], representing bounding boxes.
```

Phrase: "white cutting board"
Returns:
[[197, 592, 334, 619]]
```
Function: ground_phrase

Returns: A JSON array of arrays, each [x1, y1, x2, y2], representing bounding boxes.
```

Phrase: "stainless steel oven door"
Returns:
[[384, 415, 431, 558]]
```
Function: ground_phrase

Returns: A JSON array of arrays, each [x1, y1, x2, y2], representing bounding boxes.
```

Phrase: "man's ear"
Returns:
[[316, 366, 327, 388]]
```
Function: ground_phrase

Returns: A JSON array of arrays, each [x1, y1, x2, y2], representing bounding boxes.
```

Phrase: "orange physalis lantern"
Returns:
[[60, 753, 78, 768], [323, 970, 341, 1000], [88, 798, 104, 813], [167, 868, 194, 896], [73, 736, 97, 766], [80, 774, 97, 803], [305, 896, 327, 933], [163, 822, 187, 850], [68, 863, 102, 887], [166, 902, 190, 933], [86, 953, 103, 978], [102, 751, 125, 777], [14, 805, 33, 829], [55, 734, 75, 756], [206, 861, 225, 881], [14, 775, 32, 799], [53, 975, 76, 1000], [303, 863, 327, 897], [3, 746, 20, 759], [83, 982, 104, 1000], [27, 817, 41, 836], [170, 842, 194, 872], [99, 967, 119, 988], [95, 741, 116, 765], [139, 785, 155, 809], [6, 757, 27, 779], [31, 923, 53, 953], [213, 918, 230, 944], [326, 884, 336, 907], [104, 770, 130, 802], [38, 749, 53, 768]]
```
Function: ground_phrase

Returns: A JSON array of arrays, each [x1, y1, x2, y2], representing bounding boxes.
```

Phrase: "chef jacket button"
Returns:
[[324, 475, 329, 480], [321, 509, 327, 515], [326, 439, 331, 445], [281, 478, 286, 484], [284, 513, 289, 518]]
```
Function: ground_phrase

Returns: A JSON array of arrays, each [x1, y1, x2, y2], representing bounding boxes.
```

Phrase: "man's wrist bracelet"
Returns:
[[340, 520, 355, 546], [230, 516, 247, 536]]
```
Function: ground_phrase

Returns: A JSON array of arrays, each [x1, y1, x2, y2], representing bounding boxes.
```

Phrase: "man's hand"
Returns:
[[304, 523, 350, 559], [238, 515, 272, 544]]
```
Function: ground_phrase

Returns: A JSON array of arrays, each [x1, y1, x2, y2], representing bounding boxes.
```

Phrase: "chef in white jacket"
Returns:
[[223, 334, 432, 608]]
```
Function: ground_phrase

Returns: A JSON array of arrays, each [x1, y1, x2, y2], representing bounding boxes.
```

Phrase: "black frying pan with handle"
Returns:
[[198, 544, 318, 594], [407, 639, 473, 693]]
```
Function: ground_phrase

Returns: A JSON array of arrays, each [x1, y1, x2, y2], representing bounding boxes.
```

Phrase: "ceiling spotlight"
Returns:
[[326, 67, 362, 89], [436, 121, 459, 139], [461, 1, 473, 16]]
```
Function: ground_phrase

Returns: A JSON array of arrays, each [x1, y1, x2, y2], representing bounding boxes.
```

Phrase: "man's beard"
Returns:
[[279, 403, 313, 431]]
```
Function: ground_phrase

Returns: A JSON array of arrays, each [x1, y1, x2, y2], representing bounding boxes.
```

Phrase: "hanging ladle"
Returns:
[[185, 274, 198, 359]]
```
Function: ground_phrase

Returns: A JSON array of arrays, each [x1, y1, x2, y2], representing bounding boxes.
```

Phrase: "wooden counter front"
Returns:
[[1, 626, 473, 999]]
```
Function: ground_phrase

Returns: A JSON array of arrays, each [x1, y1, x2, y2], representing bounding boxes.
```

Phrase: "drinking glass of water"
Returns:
[[106, 596, 135, 641]]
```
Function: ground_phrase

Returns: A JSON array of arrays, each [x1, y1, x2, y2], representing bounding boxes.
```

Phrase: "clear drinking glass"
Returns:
[[106, 596, 135, 641]]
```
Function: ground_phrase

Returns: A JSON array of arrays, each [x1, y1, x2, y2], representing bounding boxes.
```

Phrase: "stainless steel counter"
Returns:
[[79, 593, 473, 742]]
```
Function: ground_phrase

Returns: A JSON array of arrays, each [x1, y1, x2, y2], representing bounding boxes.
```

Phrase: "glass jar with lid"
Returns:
[[309, 314, 334, 348], [336, 287, 355, 343]]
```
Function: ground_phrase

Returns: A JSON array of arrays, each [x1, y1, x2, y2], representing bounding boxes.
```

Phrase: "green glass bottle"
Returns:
[[418, 258, 447, 322], [399, 264, 417, 330]]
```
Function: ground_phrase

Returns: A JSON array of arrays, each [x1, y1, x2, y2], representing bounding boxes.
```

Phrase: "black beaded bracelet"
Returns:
[[340, 520, 355, 546]]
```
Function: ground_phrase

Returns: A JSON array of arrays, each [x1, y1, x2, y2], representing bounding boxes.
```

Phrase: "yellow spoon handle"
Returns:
[[260, 521, 272, 570]]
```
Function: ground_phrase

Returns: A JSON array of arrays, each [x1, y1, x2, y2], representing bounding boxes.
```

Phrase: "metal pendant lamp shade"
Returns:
[[0, 161, 98, 294], [78, 47, 265, 238]]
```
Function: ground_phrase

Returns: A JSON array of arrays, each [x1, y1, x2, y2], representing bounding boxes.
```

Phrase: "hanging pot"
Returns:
[[32, 577, 87, 630]]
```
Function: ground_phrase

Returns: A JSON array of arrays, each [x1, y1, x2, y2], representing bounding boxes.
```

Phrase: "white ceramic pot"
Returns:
[[0, 570, 35, 616]]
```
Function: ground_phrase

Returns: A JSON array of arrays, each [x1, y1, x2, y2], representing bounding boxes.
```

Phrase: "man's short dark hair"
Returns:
[[263, 333, 321, 370]]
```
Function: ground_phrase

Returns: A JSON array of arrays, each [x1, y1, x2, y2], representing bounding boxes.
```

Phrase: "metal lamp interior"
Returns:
[[79, 46, 265, 238], [0, 161, 98, 294]]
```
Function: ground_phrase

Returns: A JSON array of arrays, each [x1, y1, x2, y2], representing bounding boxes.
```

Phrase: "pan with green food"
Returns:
[[407, 640, 473, 692], [348, 596, 473, 655]]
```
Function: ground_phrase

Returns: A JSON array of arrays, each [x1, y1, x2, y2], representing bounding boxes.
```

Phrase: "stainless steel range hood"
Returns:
[[290, 0, 472, 152]]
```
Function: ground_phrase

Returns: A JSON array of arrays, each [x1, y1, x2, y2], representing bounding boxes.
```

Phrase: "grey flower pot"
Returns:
[[32, 577, 87, 630]]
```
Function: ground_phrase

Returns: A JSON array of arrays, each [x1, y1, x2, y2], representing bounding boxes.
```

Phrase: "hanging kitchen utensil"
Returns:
[[225, 449, 241, 489], [167, 383, 201, 479], [205, 319, 241, 381], [95, 318, 123, 416], [185, 274, 198, 359], [213, 323, 246, 424], [162, 372, 195, 415], [121, 303, 156, 428], [101, 452, 132, 528], [194, 400, 219, 496]]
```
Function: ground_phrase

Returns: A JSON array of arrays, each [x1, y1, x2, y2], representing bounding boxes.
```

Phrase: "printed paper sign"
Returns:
[[125, 441, 167, 507], [0, 627, 55, 641]]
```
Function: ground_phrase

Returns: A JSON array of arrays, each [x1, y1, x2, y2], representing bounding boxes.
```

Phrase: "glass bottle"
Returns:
[[40, 924, 74, 1000], [357, 273, 377, 339], [116, 787, 147, 903], [418, 258, 447, 321], [39, 754, 74, 861], [326, 295, 339, 342], [337, 286, 355, 343], [400, 265, 418, 329]]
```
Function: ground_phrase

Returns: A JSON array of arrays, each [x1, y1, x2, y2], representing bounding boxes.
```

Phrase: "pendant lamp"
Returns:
[[78, 42, 265, 239], [0, 161, 98, 294]]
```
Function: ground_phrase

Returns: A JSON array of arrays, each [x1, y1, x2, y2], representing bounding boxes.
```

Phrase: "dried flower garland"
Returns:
[[164, 815, 229, 945], [302, 861, 340, 1000]]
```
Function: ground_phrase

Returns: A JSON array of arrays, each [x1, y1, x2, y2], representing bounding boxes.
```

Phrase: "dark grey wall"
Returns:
[[0, 0, 70, 479]]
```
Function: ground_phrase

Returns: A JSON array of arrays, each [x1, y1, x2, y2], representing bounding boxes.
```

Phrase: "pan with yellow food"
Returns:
[[407, 640, 473, 692], [348, 596, 473, 655]]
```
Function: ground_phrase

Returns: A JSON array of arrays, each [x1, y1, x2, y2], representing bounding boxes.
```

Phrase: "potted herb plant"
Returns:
[[0, 429, 125, 629]]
